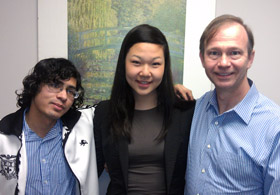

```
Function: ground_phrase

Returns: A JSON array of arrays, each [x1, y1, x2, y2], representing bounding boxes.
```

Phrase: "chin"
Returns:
[[214, 80, 234, 88], [49, 111, 65, 120]]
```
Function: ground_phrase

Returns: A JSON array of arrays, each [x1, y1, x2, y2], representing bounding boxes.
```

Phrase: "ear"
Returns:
[[247, 50, 255, 69], [199, 52, 206, 68]]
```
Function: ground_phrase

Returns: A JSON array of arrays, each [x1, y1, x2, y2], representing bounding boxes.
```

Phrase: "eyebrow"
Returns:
[[207, 46, 242, 50], [131, 55, 162, 61], [67, 85, 77, 90], [57, 80, 77, 89]]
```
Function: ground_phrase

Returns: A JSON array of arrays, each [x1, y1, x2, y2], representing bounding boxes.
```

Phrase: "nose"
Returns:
[[56, 88, 68, 101], [139, 64, 151, 77], [218, 53, 230, 67]]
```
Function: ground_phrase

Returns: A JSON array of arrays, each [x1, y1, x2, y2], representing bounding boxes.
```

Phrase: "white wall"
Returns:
[[183, 0, 215, 99], [0, 0, 279, 119], [0, 0, 37, 119], [216, 0, 280, 106]]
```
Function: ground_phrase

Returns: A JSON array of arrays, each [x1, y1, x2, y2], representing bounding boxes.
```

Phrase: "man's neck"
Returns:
[[25, 109, 57, 138], [216, 83, 250, 114]]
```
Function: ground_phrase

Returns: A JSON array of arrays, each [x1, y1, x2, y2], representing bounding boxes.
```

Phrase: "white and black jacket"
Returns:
[[0, 107, 99, 195]]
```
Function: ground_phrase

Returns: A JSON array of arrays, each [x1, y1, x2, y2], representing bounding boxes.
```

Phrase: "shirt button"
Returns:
[[42, 159, 46, 163], [201, 168, 206, 173], [215, 121, 219, 125], [207, 144, 211, 149], [44, 180, 48, 184]]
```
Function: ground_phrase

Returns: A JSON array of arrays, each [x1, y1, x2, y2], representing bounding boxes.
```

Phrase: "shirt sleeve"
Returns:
[[264, 128, 280, 195]]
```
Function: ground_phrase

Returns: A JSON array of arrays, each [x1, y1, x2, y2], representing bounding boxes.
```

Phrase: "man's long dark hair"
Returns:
[[110, 24, 175, 142], [16, 58, 84, 109]]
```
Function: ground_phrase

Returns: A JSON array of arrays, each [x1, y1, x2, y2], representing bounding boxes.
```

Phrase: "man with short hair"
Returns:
[[185, 15, 280, 194], [0, 58, 99, 195]]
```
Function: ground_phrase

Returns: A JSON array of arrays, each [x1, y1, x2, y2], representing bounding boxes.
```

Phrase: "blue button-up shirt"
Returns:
[[185, 80, 280, 195], [23, 110, 76, 195]]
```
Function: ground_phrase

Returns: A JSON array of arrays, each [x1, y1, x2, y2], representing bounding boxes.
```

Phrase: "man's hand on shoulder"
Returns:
[[174, 84, 194, 101]]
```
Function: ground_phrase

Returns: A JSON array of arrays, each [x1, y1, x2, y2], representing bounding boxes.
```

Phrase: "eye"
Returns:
[[131, 60, 140, 66], [152, 62, 161, 66], [230, 50, 241, 55], [207, 50, 221, 60], [48, 82, 62, 89], [66, 88, 78, 98], [229, 50, 242, 59]]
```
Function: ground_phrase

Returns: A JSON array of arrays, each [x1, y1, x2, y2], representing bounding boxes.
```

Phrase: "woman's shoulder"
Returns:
[[94, 100, 111, 119], [173, 97, 196, 111], [95, 100, 110, 110]]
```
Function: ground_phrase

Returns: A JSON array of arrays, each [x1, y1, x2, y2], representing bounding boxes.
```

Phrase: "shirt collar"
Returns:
[[206, 90, 218, 114], [23, 108, 62, 141], [206, 79, 259, 124]]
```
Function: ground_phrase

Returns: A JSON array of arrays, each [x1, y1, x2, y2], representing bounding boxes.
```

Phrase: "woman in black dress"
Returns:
[[94, 24, 195, 194]]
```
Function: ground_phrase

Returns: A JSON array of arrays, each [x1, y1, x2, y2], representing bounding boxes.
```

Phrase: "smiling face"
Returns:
[[201, 23, 255, 94], [125, 42, 165, 105], [29, 77, 77, 123]]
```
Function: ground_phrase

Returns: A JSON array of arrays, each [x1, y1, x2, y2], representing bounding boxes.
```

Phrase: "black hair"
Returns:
[[16, 58, 84, 109], [110, 24, 175, 142]]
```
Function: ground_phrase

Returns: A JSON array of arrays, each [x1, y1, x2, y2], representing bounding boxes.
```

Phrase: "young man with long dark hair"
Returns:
[[0, 58, 99, 195]]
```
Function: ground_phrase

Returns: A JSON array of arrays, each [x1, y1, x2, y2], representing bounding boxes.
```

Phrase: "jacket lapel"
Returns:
[[61, 108, 81, 147], [164, 112, 183, 193], [61, 108, 81, 130], [118, 137, 129, 191]]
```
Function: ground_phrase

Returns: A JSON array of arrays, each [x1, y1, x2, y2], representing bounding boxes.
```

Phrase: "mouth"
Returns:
[[52, 102, 65, 111], [138, 81, 150, 84], [137, 80, 151, 88], [216, 72, 233, 77]]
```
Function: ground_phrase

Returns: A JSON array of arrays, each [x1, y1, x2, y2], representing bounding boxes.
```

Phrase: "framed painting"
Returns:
[[38, 0, 215, 101]]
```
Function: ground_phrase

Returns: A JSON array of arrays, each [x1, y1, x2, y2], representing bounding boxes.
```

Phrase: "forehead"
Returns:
[[207, 23, 248, 48], [127, 43, 164, 55]]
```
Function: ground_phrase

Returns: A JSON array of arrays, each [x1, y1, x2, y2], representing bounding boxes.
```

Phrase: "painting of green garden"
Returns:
[[68, 0, 187, 104]]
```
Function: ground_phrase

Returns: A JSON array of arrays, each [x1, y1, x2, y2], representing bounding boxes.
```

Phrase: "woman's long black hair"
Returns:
[[110, 24, 175, 142]]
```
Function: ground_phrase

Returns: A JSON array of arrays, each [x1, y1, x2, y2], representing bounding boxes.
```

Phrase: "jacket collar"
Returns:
[[0, 108, 81, 137], [0, 108, 25, 137], [61, 108, 81, 130]]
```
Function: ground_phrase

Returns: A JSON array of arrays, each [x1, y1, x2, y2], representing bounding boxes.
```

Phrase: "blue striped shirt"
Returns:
[[23, 111, 76, 195], [185, 80, 280, 195]]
